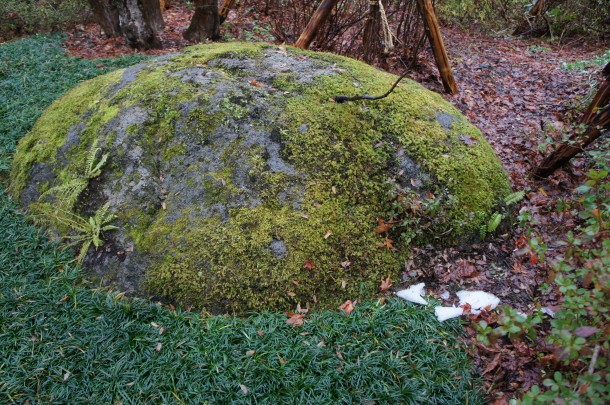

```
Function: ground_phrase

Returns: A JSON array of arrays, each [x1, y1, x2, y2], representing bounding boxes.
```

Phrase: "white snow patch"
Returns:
[[435, 306, 464, 322], [456, 290, 500, 314], [396, 283, 428, 305]]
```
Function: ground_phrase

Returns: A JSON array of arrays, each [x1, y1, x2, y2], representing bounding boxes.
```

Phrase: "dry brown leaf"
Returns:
[[374, 217, 391, 234], [379, 275, 392, 291], [286, 312, 304, 327], [324, 230, 332, 239], [250, 79, 264, 87], [303, 260, 316, 270], [338, 300, 355, 316]]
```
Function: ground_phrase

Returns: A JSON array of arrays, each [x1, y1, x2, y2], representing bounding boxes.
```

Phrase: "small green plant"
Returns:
[[54, 202, 118, 264], [475, 306, 543, 346], [31, 140, 116, 264], [480, 190, 525, 239], [37, 139, 109, 213]]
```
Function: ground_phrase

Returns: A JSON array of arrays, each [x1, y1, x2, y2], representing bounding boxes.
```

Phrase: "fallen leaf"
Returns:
[[286, 312, 304, 327], [340, 259, 351, 268], [482, 353, 502, 375], [338, 300, 355, 316], [379, 275, 392, 291], [374, 217, 391, 233], [341, 279, 347, 289], [376, 237, 394, 250], [240, 384, 249, 394], [574, 326, 598, 338], [257, 329, 264, 337], [246, 350, 256, 356], [324, 230, 332, 239], [287, 291, 296, 297], [250, 79, 264, 87], [155, 343, 162, 352], [303, 260, 316, 270]]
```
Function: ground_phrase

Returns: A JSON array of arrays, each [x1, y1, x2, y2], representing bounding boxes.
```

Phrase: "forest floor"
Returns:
[[20, 2, 610, 402]]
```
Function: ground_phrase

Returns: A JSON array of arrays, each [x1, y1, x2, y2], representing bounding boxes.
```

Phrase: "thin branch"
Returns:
[[334, 69, 409, 103]]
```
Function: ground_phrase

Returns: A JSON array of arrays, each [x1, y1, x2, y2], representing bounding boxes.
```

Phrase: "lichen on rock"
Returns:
[[10, 42, 511, 313]]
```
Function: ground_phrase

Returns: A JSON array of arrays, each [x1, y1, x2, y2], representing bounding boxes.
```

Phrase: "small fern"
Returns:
[[36, 140, 109, 214], [61, 202, 118, 264], [504, 190, 525, 206], [487, 212, 504, 233], [31, 139, 115, 263], [84, 139, 109, 179]]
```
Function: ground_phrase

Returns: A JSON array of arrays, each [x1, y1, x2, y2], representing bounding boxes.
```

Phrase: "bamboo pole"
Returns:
[[415, 0, 458, 94], [294, 0, 340, 49]]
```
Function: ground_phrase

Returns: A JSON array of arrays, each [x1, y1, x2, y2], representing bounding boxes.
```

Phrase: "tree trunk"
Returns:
[[219, 0, 237, 24], [143, 0, 165, 32], [363, 1, 381, 63], [531, 105, 610, 178], [116, 0, 163, 50], [183, 0, 220, 42], [88, 0, 163, 49], [294, 0, 340, 49], [414, 0, 458, 94], [87, 0, 121, 37]]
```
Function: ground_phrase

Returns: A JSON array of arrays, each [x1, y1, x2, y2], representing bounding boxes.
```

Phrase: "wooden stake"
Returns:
[[294, 0, 340, 49], [415, 0, 458, 94], [219, 0, 237, 24]]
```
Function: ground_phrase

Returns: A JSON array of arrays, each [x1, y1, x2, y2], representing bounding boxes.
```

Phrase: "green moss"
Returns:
[[9, 70, 123, 197]]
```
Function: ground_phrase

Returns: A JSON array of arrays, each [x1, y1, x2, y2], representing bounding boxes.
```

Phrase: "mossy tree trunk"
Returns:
[[88, 0, 163, 50], [183, 0, 221, 42]]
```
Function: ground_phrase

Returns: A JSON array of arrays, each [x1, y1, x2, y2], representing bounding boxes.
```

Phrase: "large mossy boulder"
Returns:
[[11, 42, 510, 313]]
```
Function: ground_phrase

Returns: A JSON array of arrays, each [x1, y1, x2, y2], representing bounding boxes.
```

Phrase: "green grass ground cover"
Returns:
[[0, 34, 483, 403]]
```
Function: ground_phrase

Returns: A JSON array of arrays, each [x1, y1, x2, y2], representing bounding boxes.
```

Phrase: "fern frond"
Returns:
[[85, 139, 109, 179], [504, 190, 525, 206], [38, 177, 88, 212], [487, 212, 504, 233]]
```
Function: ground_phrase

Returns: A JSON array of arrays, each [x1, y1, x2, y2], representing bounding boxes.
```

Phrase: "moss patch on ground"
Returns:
[[11, 42, 511, 313]]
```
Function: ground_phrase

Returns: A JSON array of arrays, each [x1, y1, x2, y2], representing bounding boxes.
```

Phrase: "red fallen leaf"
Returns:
[[303, 260, 316, 270], [574, 326, 598, 338], [250, 79, 264, 87], [286, 312, 304, 327], [374, 217, 391, 234], [338, 300, 355, 316], [379, 275, 392, 291], [168, 303, 176, 311], [530, 254, 538, 265], [461, 302, 472, 315], [579, 384, 590, 394]]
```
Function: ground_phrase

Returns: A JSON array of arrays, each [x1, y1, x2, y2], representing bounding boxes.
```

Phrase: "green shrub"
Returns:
[[0, 0, 90, 40], [436, 0, 530, 32], [521, 161, 610, 402], [437, 0, 610, 40]]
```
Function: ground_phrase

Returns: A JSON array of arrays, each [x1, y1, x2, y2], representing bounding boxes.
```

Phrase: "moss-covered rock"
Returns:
[[10, 42, 510, 313]]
